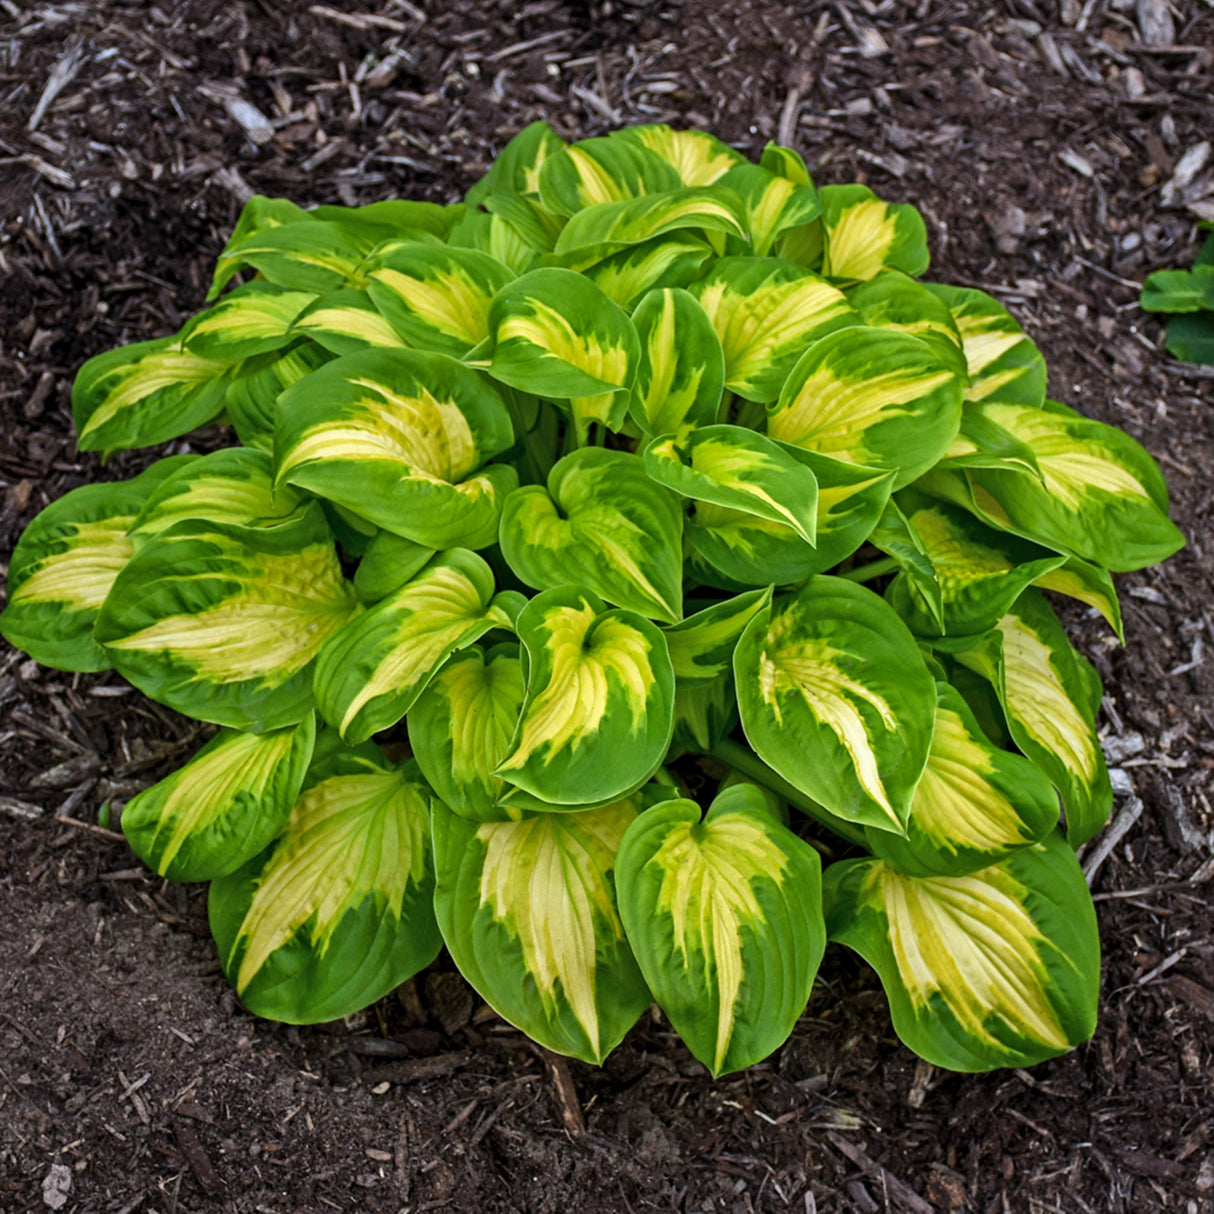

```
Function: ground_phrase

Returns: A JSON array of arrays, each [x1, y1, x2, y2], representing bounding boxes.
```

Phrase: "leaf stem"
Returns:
[[710, 738, 869, 848], [838, 556, 898, 584]]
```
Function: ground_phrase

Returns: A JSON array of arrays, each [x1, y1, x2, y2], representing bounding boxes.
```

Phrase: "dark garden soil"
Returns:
[[2, 1, 1214, 1211]]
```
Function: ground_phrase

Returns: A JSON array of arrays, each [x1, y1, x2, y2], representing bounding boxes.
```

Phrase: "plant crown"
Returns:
[[1, 123, 1185, 1075]]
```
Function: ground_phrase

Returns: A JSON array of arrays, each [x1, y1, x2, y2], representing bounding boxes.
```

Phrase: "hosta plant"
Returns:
[[1140, 220, 1214, 365], [2, 124, 1184, 1076]]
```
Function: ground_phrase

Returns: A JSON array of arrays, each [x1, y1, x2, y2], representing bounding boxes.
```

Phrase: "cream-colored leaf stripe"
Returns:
[[235, 770, 428, 990], [11, 520, 135, 610], [874, 861, 1069, 1052]]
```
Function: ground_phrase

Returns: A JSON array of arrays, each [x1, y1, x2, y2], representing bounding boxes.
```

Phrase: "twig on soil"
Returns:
[[26, 34, 86, 133], [824, 1132, 934, 1214], [57, 816, 125, 843], [538, 1047, 585, 1136], [171, 1115, 222, 1195]]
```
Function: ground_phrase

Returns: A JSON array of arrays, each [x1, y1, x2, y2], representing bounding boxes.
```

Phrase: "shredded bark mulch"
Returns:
[[2, 2, 1213, 1212]]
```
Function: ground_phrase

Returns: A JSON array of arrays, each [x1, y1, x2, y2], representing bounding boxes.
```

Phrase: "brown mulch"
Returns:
[[2, 2, 1214, 1212]]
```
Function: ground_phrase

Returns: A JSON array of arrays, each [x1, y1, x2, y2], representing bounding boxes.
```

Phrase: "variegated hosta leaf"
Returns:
[[616, 784, 826, 1076], [664, 590, 771, 754], [465, 120, 567, 204], [819, 184, 930, 282], [584, 233, 715, 312], [499, 448, 684, 623], [407, 643, 526, 822], [0, 457, 189, 671], [717, 162, 821, 258], [691, 257, 857, 402], [953, 589, 1112, 847], [182, 282, 317, 362], [760, 145, 825, 270], [629, 287, 725, 437], [130, 447, 309, 541], [769, 327, 963, 488], [224, 343, 331, 451], [447, 203, 550, 275], [864, 683, 1059, 877], [352, 531, 435, 605], [734, 577, 936, 834], [823, 833, 1099, 1071], [483, 192, 563, 250], [924, 284, 1046, 407], [485, 268, 640, 436], [644, 425, 819, 544], [687, 452, 895, 588], [208, 740, 441, 1024], [538, 136, 683, 217], [882, 489, 1066, 638], [959, 399, 1185, 573], [760, 143, 814, 188], [123, 715, 316, 882], [313, 549, 515, 745], [432, 797, 650, 1063], [1033, 556, 1123, 640], [844, 269, 968, 377], [207, 217, 392, 297], [936, 404, 1043, 479], [868, 497, 945, 633], [365, 244, 516, 358], [95, 510, 359, 732], [275, 348, 517, 551], [553, 188, 747, 261], [610, 124, 747, 187], [72, 336, 230, 452], [208, 196, 309, 298], [495, 587, 675, 806], [288, 289, 407, 354]]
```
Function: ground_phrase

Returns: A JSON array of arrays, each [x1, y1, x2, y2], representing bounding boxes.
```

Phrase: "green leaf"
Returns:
[[583, 234, 715, 312], [0, 458, 189, 672], [616, 784, 825, 1075], [1033, 556, 1123, 641], [717, 162, 821, 258], [958, 398, 1185, 572], [629, 287, 725, 437], [224, 343, 331, 451], [952, 589, 1112, 847], [538, 136, 683, 217], [691, 257, 857, 401], [94, 509, 359, 732], [366, 244, 516, 357], [182, 282, 318, 362], [72, 336, 231, 452], [734, 577, 936, 834], [209, 739, 441, 1023], [1139, 265, 1214, 313], [288, 289, 407, 355], [769, 326, 963, 489], [687, 452, 895, 587], [864, 683, 1059, 877], [1164, 311, 1214, 364], [935, 405, 1044, 479], [499, 448, 684, 623], [130, 448, 309, 541], [924, 285, 1046, 408], [645, 425, 819, 544], [495, 587, 675, 806], [313, 549, 513, 744], [407, 643, 526, 822], [671, 675, 740, 753], [869, 497, 945, 633], [123, 715, 316, 882], [465, 120, 567, 204], [819, 184, 929, 282], [208, 195, 310, 298], [883, 489, 1066, 638], [447, 204, 550, 275], [610, 124, 747, 187], [352, 532, 435, 605], [844, 269, 967, 377], [552, 188, 747, 258], [275, 348, 517, 551], [485, 268, 640, 437], [432, 797, 650, 1063], [823, 834, 1099, 1071]]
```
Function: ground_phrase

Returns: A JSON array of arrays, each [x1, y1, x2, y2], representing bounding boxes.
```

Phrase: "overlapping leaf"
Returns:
[[819, 184, 930, 282], [209, 739, 441, 1023], [735, 577, 936, 834], [617, 786, 824, 1075], [538, 135, 682, 216], [823, 834, 1099, 1071], [610, 124, 747, 187], [275, 348, 517, 550], [494, 587, 675, 806], [288, 289, 407, 354]]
